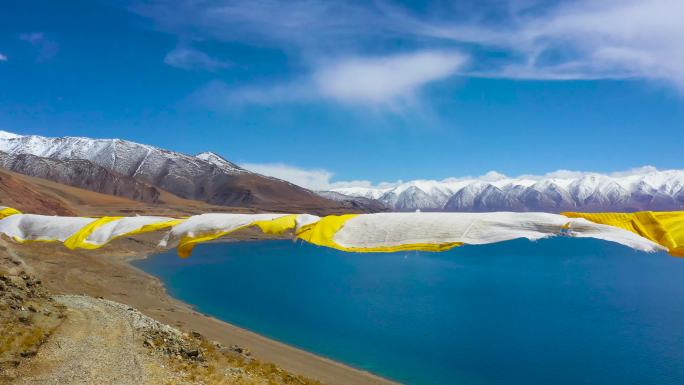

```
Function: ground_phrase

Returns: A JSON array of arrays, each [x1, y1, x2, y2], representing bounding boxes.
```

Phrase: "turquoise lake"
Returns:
[[134, 238, 684, 385]]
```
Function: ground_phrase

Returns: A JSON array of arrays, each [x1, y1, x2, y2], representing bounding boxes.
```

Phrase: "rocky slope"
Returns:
[[0, 167, 262, 217], [0, 249, 65, 380], [0, 168, 77, 216], [0, 131, 344, 212], [0, 152, 161, 204], [316, 190, 387, 212], [331, 169, 684, 212]]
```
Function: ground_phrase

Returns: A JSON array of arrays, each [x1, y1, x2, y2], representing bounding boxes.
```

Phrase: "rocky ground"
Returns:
[[0, 230, 396, 385], [0, 244, 323, 385], [0, 245, 66, 381]]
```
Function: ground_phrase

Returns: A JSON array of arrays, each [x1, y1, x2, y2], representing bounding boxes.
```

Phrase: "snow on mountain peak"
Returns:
[[0, 130, 22, 140], [0, 131, 248, 178], [1, 131, 682, 212], [329, 168, 684, 212], [195, 151, 245, 173]]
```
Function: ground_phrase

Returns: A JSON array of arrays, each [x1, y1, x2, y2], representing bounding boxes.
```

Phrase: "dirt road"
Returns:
[[14, 295, 170, 385]]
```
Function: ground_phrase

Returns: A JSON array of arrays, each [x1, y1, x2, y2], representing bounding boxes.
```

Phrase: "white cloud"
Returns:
[[192, 50, 467, 108], [418, 0, 684, 87], [240, 162, 336, 191], [131, 0, 387, 50], [0, 53, 7, 62], [133, 0, 684, 91], [239, 162, 381, 191], [535, 169, 590, 180], [164, 46, 231, 71], [313, 51, 466, 104], [523, 166, 662, 180], [478, 171, 508, 182], [608, 166, 660, 178]]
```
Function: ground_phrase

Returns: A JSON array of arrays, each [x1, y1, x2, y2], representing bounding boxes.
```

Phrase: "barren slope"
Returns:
[[0, 152, 162, 204], [0, 132, 350, 213], [0, 168, 251, 217]]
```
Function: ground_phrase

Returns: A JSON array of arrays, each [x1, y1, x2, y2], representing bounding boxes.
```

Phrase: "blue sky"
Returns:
[[0, 0, 683, 189]]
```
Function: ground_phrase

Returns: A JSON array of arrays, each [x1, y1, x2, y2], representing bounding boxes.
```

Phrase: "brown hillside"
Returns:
[[0, 168, 252, 217]]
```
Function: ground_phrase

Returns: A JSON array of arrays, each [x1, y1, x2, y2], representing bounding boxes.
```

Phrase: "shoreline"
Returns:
[[8, 233, 400, 385], [126, 247, 400, 385]]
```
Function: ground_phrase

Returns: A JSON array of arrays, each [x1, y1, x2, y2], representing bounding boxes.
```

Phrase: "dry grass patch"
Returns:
[[149, 332, 324, 385], [0, 260, 65, 381]]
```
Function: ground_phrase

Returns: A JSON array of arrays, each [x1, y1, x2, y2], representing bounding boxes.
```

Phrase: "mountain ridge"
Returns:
[[0, 151, 162, 204], [327, 168, 684, 212], [3, 131, 681, 213], [0, 131, 350, 213]]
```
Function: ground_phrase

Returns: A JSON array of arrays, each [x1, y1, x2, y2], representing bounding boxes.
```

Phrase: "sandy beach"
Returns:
[[7, 230, 399, 385]]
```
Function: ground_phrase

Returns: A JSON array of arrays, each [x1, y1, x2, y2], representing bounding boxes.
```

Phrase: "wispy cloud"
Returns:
[[164, 46, 231, 71], [19, 32, 45, 44], [191, 79, 310, 107], [131, 0, 387, 50], [132, 0, 684, 101], [191, 50, 466, 108], [313, 51, 466, 104], [0, 53, 7, 62], [398, 0, 684, 86], [18, 32, 59, 61], [240, 162, 388, 190], [240, 162, 336, 191]]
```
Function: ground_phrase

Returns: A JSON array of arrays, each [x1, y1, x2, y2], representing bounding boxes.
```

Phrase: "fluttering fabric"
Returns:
[[0, 214, 96, 243], [64, 216, 185, 250], [0, 206, 21, 219], [0, 207, 680, 257], [563, 211, 684, 257], [295, 212, 664, 253], [160, 213, 298, 257]]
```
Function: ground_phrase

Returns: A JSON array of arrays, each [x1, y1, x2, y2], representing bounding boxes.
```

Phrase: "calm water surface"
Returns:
[[134, 238, 684, 385]]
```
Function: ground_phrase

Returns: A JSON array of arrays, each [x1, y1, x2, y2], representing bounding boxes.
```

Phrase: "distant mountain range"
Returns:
[[0, 131, 372, 214], [325, 169, 684, 212], [2, 131, 681, 214]]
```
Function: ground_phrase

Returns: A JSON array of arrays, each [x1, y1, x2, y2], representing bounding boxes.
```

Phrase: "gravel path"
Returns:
[[15, 295, 160, 385]]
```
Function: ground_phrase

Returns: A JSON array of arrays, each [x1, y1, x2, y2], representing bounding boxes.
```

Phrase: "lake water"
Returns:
[[134, 238, 684, 385]]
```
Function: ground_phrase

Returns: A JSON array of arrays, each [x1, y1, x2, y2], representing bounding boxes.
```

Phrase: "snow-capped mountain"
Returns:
[[0, 151, 161, 203], [329, 169, 684, 212], [2, 130, 681, 213], [195, 151, 245, 174], [0, 131, 342, 210]]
